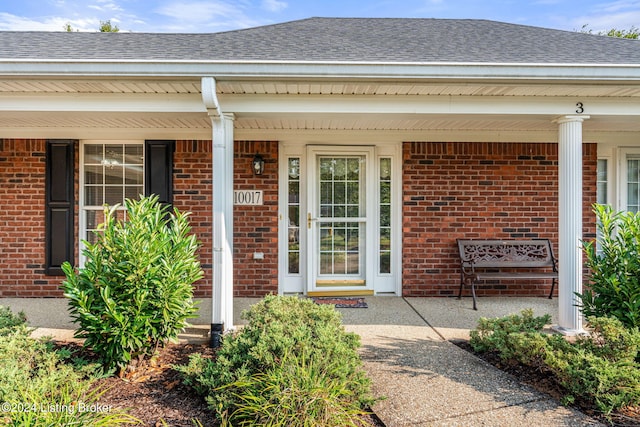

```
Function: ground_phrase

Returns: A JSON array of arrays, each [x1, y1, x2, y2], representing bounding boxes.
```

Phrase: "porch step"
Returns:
[[307, 290, 374, 297]]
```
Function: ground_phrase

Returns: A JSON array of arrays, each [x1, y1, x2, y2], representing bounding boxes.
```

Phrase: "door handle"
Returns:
[[307, 213, 319, 229]]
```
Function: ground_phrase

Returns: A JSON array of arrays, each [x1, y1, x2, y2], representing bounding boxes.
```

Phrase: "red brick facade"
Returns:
[[402, 141, 597, 297], [232, 141, 279, 296], [0, 138, 596, 298], [0, 139, 61, 296]]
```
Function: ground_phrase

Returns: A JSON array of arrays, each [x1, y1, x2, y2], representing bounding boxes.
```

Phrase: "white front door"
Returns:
[[307, 147, 374, 294], [278, 143, 401, 296]]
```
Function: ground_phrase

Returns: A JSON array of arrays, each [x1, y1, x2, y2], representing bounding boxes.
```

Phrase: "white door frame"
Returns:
[[278, 141, 402, 296]]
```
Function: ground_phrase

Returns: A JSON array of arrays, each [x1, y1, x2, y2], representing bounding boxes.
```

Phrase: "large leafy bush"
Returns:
[[179, 295, 375, 426], [62, 195, 202, 375], [580, 204, 640, 328]]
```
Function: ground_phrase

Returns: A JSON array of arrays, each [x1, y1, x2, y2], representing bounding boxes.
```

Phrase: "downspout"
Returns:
[[202, 76, 235, 347]]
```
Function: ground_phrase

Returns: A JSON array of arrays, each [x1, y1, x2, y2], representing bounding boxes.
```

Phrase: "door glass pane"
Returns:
[[317, 156, 364, 277]]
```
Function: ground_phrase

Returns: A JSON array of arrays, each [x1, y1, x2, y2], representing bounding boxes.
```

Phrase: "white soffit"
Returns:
[[2, 78, 640, 98]]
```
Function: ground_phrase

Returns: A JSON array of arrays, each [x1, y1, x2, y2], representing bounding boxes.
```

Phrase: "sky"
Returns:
[[0, 0, 638, 34]]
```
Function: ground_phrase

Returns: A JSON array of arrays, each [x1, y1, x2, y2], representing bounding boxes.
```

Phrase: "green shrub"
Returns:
[[469, 310, 640, 415], [0, 327, 138, 426], [179, 295, 375, 425], [580, 204, 640, 328], [218, 350, 371, 427], [0, 305, 27, 336], [62, 195, 203, 375], [469, 308, 551, 357]]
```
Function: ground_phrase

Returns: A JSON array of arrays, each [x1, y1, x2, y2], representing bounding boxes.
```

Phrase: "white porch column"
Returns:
[[202, 77, 235, 346], [555, 115, 589, 334]]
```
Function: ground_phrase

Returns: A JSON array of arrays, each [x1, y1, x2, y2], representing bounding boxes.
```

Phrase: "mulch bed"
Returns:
[[453, 340, 640, 427], [55, 341, 385, 426]]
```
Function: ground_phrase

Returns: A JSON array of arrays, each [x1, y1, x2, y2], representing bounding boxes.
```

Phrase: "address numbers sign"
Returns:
[[234, 190, 263, 206]]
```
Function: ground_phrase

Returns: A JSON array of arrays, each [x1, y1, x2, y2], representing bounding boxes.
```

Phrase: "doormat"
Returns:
[[311, 297, 368, 308]]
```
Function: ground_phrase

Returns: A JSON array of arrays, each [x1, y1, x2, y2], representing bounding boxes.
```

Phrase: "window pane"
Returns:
[[124, 165, 143, 185], [124, 145, 143, 164], [334, 158, 346, 180], [629, 158, 640, 213], [287, 158, 301, 275], [85, 165, 103, 185], [104, 165, 123, 185], [85, 186, 103, 206], [85, 210, 99, 230], [288, 181, 299, 203], [379, 157, 392, 275], [380, 205, 391, 227], [125, 186, 143, 201], [84, 145, 102, 164], [105, 186, 123, 205], [105, 145, 124, 165], [380, 181, 391, 204], [288, 252, 299, 274], [380, 253, 391, 274], [597, 159, 608, 205], [380, 228, 391, 250], [347, 158, 360, 180], [333, 182, 346, 204]]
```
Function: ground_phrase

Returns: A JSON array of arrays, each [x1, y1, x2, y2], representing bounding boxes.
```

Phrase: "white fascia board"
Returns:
[[1, 60, 640, 82]]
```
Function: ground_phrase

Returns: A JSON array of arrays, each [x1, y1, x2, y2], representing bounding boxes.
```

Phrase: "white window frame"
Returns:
[[79, 140, 144, 266], [618, 148, 640, 213]]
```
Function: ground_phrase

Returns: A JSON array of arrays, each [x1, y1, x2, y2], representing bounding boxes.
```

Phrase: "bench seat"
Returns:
[[457, 239, 558, 310]]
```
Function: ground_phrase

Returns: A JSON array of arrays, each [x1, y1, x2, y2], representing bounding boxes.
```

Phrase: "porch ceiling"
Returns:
[[3, 78, 640, 98], [2, 111, 639, 135], [1, 78, 640, 135]]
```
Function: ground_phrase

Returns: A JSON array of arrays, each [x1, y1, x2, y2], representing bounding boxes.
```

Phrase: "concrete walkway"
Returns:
[[1, 296, 603, 426]]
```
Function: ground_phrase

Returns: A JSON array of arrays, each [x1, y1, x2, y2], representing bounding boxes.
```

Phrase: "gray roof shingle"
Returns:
[[1, 17, 639, 64]]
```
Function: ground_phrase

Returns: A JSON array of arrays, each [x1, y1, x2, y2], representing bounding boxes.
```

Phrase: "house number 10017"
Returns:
[[234, 190, 264, 205]]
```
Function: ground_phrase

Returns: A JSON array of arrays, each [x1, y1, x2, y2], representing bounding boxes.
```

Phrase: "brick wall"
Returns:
[[233, 141, 279, 296], [0, 139, 66, 296], [173, 140, 213, 297], [402, 141, 597, 298], [0, 138, 279, 298]]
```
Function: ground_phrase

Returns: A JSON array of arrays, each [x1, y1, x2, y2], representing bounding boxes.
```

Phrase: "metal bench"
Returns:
[[457, 239, 558, 310]]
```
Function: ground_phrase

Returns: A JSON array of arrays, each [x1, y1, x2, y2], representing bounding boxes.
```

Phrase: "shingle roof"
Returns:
[[1, 17, 639, 64]]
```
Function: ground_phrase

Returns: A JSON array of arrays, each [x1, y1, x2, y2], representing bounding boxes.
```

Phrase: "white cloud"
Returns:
[[87, 0, 124, 12], [153, 1, 264, 31], [0, 12, 98, 31], [570, 1, 640, 33], [156, 1, 241, 23], [262, 0, 287, 12]]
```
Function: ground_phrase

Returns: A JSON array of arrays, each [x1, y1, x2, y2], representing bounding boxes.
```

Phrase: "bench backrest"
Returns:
[[457, 239, 556, 268]]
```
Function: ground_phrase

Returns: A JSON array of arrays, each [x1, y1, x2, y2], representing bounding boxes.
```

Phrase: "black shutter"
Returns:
[[45, 140, 75, 275], [144, 140, 174, 205]]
